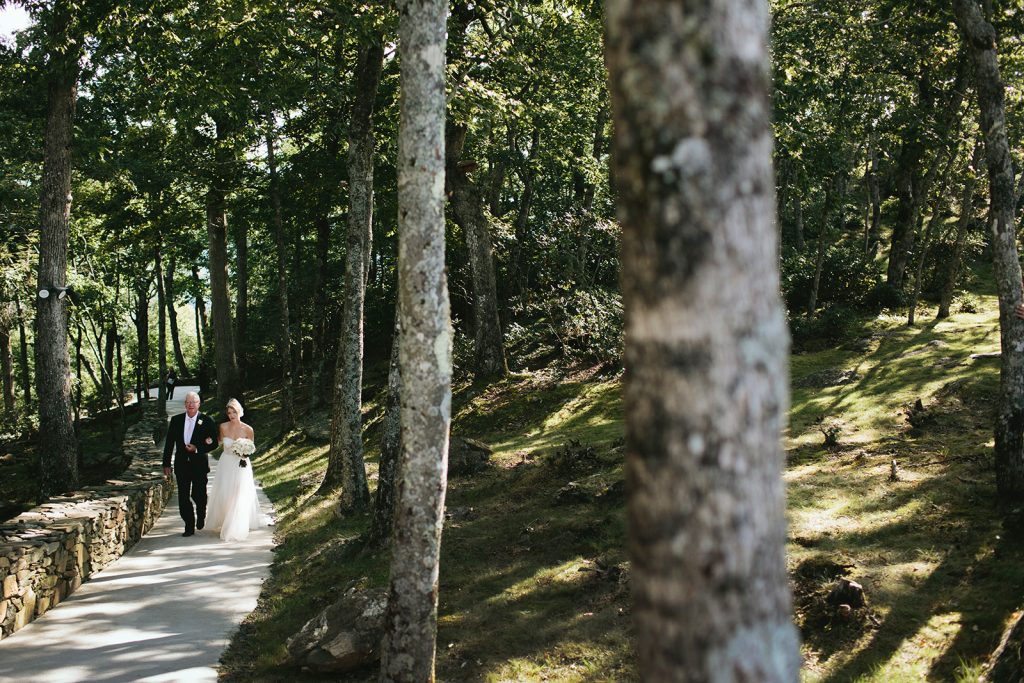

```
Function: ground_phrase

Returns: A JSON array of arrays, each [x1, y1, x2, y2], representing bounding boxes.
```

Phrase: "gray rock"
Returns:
[[793, 368, 859, 389], [287, 588, 387, 673], [298, 410, 331, 442], [448, 437, 492, 476]]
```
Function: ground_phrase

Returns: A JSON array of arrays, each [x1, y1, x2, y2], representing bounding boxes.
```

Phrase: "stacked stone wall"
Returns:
[[0, 409, 172, 639]]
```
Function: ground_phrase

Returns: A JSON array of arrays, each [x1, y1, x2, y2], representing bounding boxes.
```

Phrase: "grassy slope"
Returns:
[[225, 284, 1020, 683], [223, 368, 631, 682]]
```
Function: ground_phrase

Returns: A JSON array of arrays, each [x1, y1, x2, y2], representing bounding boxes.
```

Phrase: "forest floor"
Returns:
[[224, 282, 1023, 682]]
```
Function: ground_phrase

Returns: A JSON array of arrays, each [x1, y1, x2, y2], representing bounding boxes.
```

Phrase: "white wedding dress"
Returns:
[[205, 437, 267, 542]]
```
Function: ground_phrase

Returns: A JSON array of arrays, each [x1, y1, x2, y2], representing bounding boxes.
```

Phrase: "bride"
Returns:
[[205, 398, 266, 542]]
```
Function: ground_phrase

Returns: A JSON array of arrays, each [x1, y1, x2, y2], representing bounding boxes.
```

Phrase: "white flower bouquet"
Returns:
[[231, 437, 256, 468]]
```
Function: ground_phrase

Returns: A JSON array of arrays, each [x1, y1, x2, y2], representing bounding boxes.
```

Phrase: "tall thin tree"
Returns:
[[266, 117, 294, 432], [379, 0, 451, 679], [35, 1, 83, 495], [320, 38, 384, 508], [954, 0, 1024, 502], [206, 117, 243, 406], [605, 0, 801, 679]]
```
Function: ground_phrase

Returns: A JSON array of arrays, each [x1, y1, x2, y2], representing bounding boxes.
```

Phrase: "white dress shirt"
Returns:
[[184, 414, 197, 445]]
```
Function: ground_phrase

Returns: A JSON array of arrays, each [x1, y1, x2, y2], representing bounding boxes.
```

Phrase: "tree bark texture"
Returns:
[[191, 265, 209, 351], [155, 246, 168, 417], [266, 123, 295, 432], [206, 125, 243, 407], [233, 217, 249, 378], [446, 123, 508, 380], [164, 254, 190, 376], [35, 4, 81, 496], [866, 135, 882, 256], [1, 318, 14, 416], [134, 275, 151, 399], [605, 0, 801, 680], [954, 0, 1024, 502], [15, 295, 31, 405], [368, 311, 403, 548], [806, 182, 834, 316], [908, 150, 957, 325], [322, 40, 384, 507], [379, 1, 451, 680], [938, 142, 982, 319]]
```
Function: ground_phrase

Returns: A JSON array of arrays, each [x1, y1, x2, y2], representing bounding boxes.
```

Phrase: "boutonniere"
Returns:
[[197, 419, 204, 425]]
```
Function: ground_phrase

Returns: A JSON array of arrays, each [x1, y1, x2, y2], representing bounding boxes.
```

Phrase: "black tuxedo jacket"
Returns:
[[162, 412, 219, 473]]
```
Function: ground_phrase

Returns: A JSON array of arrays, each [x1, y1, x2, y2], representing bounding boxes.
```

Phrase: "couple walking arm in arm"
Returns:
[[162, 391, 219, 536]]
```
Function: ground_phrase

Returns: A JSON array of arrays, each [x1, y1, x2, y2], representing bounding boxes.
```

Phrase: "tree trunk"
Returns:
[[510, 126, 540, 297], [35, 3, 81, 496], [266, 120, 295, 432], [0, 319, 14, 417], [320, 40, 384, 507], [886, 72, 933, 289], [888, 62, 966, 289], [866, 134, 882, 256], [15, 294, 31, 406], [807, 183, 834, 316], [793, 193, 805, 252], [233, 218, 249, 380], [954, 0, 1024, 503], [379, 0, 451, 679], [311, 211, 333, 408], [191, 265, 209, 347], [447, 123, 508, 380], [103, 322, 115, 409], [908, 150, 957, 325], [368, 311, 402, 548], [135, 275, 151, 400], [206, 121, 243, 407], [73, 323, 82, 425], [605, 0, 800, 679], [155, 246, 168, 417], [165, 254, 191, 376], [583, 107, 607, 213], [486, 125, 509, 217], [938, 142, 982, 318]]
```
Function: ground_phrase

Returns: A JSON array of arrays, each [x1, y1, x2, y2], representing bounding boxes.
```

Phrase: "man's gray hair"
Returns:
[[184, 391, 200, 404]]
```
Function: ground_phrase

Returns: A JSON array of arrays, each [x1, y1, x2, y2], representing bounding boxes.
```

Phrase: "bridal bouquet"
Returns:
[[231, 437, 256, 468]]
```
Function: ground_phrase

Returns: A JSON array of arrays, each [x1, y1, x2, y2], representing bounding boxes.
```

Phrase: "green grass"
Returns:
[[791, 293, 1021, 682], [220, 371, 632, 682], [223, 283, 1023, 682]]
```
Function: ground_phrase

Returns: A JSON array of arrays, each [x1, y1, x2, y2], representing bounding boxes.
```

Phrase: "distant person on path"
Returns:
[[165, 368, 177, 399], [205, 398, 267, 542], [162, 391, 219, 537]]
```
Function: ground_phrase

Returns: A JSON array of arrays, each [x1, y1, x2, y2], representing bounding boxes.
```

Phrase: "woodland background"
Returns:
[[3, 1, 1024, 681]]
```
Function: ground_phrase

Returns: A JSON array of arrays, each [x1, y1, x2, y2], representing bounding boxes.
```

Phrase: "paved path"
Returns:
[[0, 386, 276, 683]]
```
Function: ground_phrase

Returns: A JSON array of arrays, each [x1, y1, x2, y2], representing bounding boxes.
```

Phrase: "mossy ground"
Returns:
[[221, 368, 631, 682], [224, 284, 1021, 682]]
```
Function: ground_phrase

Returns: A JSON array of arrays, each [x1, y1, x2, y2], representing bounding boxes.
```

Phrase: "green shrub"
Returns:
[[507, 286, 623, 367]]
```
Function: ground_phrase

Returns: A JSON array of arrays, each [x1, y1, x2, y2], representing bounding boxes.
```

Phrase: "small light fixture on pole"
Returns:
[[37, 286, 76, 303]]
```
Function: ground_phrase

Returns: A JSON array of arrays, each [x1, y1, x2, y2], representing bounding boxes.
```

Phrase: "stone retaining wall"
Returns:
[[0, 408, 172, 640]]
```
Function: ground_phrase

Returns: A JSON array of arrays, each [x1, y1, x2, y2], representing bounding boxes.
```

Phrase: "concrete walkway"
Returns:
[[0, 386, 276, 683]]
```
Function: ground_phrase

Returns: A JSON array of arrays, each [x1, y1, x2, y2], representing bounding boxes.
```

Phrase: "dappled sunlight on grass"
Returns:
[[789, 290, 1024, 682], [219, 370, 633, 682]]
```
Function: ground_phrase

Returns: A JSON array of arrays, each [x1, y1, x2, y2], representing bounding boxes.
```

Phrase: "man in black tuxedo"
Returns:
[[162, 391, 219, 536]]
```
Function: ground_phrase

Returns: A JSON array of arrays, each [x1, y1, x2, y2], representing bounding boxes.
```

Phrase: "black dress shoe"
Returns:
[[182, 529, 195, 537], [197, 519, 205, 531]]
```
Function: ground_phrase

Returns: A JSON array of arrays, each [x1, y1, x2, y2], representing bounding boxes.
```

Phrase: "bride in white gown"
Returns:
[[205, 398, 267, 542]]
